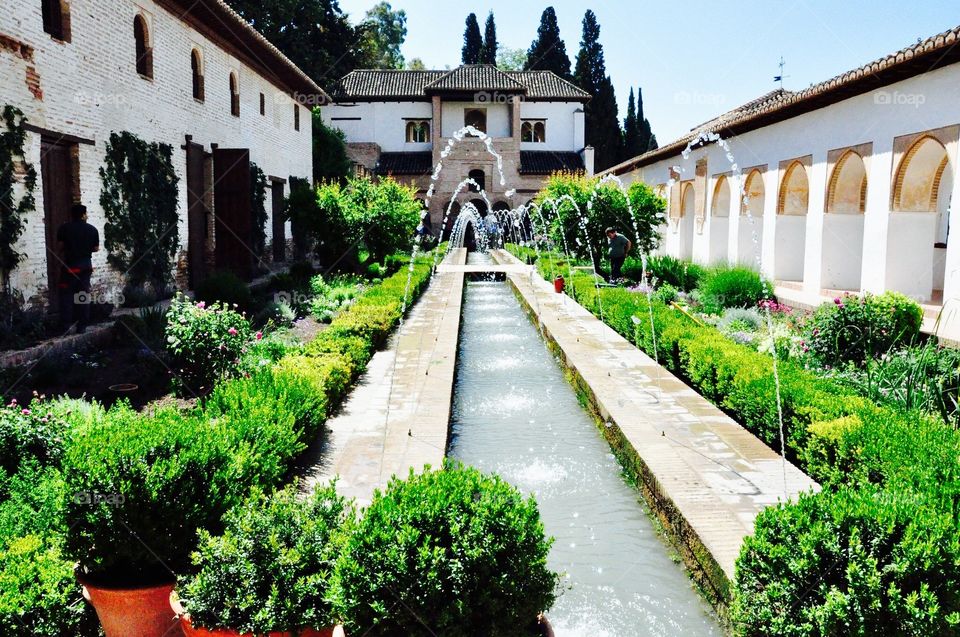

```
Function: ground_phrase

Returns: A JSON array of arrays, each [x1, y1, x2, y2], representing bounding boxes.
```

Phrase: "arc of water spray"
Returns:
[[673, 130, 790, 497]]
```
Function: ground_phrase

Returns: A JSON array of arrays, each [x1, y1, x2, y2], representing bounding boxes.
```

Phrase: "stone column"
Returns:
[[511, 95, 522, 141]]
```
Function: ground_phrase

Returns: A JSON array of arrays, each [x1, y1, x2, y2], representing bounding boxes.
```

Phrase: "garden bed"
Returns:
[[507, 244, 960, 636]]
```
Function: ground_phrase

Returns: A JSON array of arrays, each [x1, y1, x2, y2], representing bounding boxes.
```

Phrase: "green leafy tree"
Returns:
[[535, 172, 664, 267], [574, 10, 622, 171], [406, 57, 427, 70], [480, 11, 498, 65], [496, 46, 527, 71], [360, 2, 407, 69], [224, 0, 368, 83], [526, 7, 572, 79], [637, 87, 657, 152], [462, 13, 482, 64], [250, 162, 268, 259], [313, 110, 352, 183]]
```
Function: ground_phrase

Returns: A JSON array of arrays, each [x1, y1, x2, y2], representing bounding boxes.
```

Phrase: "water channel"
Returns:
[[447, 256, 721, 637]]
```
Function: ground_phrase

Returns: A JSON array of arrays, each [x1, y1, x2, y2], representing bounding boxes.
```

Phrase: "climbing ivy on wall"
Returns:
[[99, 131, 179, 299], [0, 105, 37, 297], [250, 162, 267, 258]]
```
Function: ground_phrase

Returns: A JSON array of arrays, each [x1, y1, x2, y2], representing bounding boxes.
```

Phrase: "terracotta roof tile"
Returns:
[[425, 65, 525, 93], [519, 151, 585, 175], [376, 151, 433, 175]]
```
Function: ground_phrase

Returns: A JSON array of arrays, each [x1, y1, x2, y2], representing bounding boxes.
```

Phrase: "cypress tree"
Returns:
[[622, 87, 642, 160], [636, 88, 657, 152], [574, 10, 622, 171], [526, 7, 571, 79], [480, 11, 498, 65], [462, 13, 482, 64]]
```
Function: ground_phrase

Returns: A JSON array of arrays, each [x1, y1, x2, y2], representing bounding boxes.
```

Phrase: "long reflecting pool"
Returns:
[[447, 269, 721, 636]]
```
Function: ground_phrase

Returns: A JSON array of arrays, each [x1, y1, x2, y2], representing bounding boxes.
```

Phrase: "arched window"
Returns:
[[892, 136, 950, 212], [468, 169, 485, 193], [711, 175, 730, 217], [134, 15, 153, 78], [742, 169, 765, 217], [777, 161, 810, 215], [534, 121, 546, 142], [826, 151, 867, 213], [521, 121, 533, 142], [191, 49, 204, 101], [405, 120, 430, 143], [230, 72, 240, 117], [464, 109, 486, 134]]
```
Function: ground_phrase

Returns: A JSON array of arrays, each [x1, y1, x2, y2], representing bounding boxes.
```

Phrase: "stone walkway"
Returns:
[[492, 250, 818, 586], [294, 249, 466, 505]]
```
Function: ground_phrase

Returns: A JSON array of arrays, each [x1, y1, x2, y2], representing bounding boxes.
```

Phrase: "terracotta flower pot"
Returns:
[[78, 572, 182, 637], [172, 595, 345, 637]]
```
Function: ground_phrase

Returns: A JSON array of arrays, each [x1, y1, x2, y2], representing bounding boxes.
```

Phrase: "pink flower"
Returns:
[[227, 327, 238, 335], [255, 331, 263, 340], [196, 301, 206, 309], [833, 297, 842, 305], [21, 409, 30, 415]]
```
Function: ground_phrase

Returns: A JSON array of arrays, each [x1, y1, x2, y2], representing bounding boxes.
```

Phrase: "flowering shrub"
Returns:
[[804, 291, 922, 367], [164, 294, 252, 395], [0, 397, 68, 475]]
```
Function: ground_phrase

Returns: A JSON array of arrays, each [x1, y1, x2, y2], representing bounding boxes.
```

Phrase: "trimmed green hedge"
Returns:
[[549, 264, 960, 635], [0, 254, 436, 633]]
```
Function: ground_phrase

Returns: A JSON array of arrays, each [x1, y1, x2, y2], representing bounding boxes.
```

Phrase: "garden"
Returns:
[[506, 176, 960, 636], [0, 174, 565, 637]]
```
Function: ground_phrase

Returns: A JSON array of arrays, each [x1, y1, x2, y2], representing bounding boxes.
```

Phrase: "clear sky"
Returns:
[[334, 0, 960, 145]]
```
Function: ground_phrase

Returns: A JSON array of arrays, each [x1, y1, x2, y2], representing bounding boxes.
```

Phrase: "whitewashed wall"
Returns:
[[518, 101, 584, 151], [0, 0, 312, 302], [323, 101, 433, 152]]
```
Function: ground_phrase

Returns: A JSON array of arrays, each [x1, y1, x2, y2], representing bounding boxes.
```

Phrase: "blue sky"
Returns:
[[335, 0, 960, 144]]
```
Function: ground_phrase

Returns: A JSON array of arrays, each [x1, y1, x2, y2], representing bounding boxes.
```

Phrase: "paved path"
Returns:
[[435, 263, 531, 274], [492, 250, 818, 586], [295, 250, 466, 505]]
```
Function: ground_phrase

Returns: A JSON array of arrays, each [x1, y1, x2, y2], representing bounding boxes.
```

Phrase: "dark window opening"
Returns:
[[230, 74, 240, 117], [42, 0, 68, 40], [191, 49, 204, 101], [464, 109, 486, 134], [294, 104, 300, 131], [468, 169, 485, 193], [259, 92, 265, 116], [134, 15, 153, 78]]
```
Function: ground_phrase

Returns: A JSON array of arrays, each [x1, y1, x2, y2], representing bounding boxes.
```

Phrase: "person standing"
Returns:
[[57, 204, 100, 333], [605, 227, 631, 282]]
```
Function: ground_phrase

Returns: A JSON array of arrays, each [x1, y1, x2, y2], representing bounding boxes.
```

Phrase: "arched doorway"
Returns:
[[441, 200, 461, 242], [822, 150, 867, 291], [775, 160, 809, 282], [468, 169, 485, 194], [709, 176, 730, 264], [678, 182, 695, 260], [739, 169, 765, 268], [888, 135, 953, 301]]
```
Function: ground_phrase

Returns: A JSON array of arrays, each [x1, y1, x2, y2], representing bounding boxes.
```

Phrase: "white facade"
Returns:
[[608, 44, 960, 338], [0, 0, 316, 305]]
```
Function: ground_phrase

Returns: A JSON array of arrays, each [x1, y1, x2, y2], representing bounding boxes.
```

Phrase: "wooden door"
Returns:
[[213, 148, 252, 279], [40, 137, 77, 307], [185, 141, 208, 288], [271, 181, 286, 262]]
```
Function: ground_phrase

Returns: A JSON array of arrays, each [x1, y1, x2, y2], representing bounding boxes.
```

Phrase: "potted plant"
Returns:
[[173, 482, 351, 637], [62, 403, 242, 637], [329, 463, 559, 637]]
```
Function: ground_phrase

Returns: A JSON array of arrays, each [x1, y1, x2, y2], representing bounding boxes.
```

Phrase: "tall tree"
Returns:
[[360, 2, 407, 69], [621, 87, 642, 160], [462, 13, 483, 64], [636, 88, 658, 152], [225, 0, 367, 84], [480, 11, 498, 65], [526, 7, 571, 79], [406, 57, 427, 70], [574, 10, 622, 171]]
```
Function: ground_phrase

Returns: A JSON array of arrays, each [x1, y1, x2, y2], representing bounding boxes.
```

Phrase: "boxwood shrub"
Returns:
[[331, 464, 559, 637], [180, 483, 351, 634]]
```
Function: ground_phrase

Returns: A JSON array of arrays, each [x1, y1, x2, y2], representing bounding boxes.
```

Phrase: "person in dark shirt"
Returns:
[[56, 204, 100, 332], [605, 227, 631, 283]]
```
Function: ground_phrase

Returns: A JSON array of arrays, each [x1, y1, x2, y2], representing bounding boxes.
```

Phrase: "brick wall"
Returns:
[[0, 0, 313, 305]]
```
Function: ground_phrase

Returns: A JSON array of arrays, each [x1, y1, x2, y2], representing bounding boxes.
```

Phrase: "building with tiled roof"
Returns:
[[323, 64, 593, 234], [0, 0, 323, 308], [602, 24, 960, 342]]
